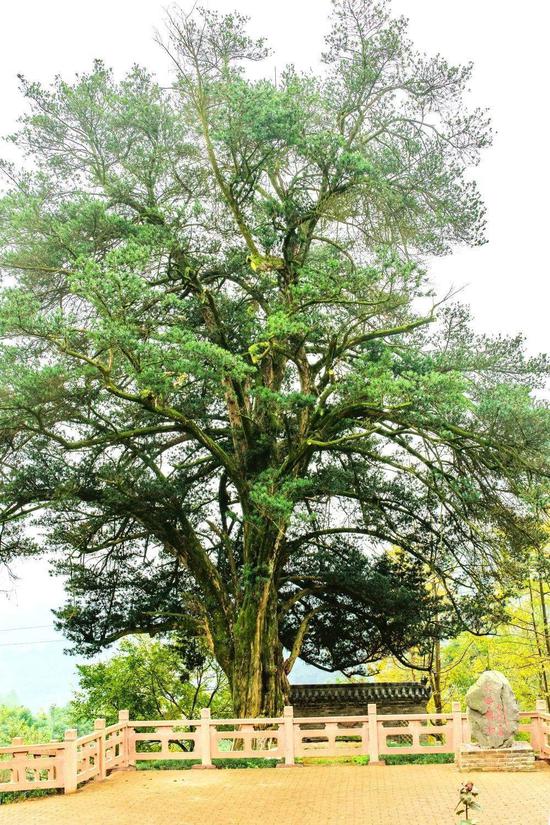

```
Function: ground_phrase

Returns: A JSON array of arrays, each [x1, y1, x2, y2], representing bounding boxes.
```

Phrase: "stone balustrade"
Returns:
[[1, 702, 548, 795]]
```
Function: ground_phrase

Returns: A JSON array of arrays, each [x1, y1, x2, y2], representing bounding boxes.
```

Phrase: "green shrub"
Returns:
[[383, 753, 454, 765], [136, 757, 280, 770], [0, 788, 59, 805]]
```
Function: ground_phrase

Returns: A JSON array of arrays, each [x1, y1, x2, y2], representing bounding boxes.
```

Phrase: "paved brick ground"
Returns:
[[3, 763, 549, 825]]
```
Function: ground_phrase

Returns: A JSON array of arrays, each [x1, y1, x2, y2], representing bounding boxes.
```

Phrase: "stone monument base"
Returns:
[[457, 741, 535, 772]]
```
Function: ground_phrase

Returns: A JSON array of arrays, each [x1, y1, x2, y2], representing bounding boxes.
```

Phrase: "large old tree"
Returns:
[[0, 1, 548, 715]]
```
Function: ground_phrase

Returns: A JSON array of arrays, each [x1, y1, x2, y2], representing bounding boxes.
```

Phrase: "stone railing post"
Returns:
[[94, 718, 106, 780], [118, 709, 132, 768], [10, 737, 27, 789], [531, 699, 547, 753], [452, 701, 463, 758], [279, 705, 296, 767], [63, 729, 78, 794], [368, 703, 383, 765], [194, 707, 215, 768]]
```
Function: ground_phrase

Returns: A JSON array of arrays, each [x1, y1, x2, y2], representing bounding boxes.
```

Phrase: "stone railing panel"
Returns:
[[76, 732, 102, 783], [104, 723, 127, 770], [0, 759, 63, 790], [208, 717, 283, 760], [293, 715, 369, 758], [129, 720, 201, 761], [0, 740, 66, 792], [377, 713, 454, 755]]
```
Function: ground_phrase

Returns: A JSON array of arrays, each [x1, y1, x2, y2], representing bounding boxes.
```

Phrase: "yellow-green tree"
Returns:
[[372, 571, 549, 712]]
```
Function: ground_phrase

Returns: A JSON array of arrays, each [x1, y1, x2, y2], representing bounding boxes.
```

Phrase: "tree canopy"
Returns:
[[0, 0, 548, 715]]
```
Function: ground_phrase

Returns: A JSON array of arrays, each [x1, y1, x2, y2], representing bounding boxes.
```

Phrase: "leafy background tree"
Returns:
[[0, 0, 548, 715], [0, 638, 231, 804], [372, 532, 550, 711], [69, 635, 231, 727], [0, 702, 71, 745], [0, 636, 229, 748]]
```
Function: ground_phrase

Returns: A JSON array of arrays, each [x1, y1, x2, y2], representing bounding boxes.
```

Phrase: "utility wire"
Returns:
[[0, 638, 64, 646], [0, 625, 52, 632]]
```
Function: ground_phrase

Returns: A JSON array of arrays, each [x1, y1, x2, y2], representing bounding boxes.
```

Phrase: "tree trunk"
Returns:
[[536, 573, 550, 711], [230, 579, 289, 717], [429, 638, 443, 715], [526, 577, 549, 710]]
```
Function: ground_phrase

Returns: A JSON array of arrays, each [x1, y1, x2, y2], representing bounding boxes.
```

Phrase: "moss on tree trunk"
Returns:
[[229, 579, 289, 717]]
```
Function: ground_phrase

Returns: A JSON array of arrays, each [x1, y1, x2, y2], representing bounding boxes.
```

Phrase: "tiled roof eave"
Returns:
[[289, 682, 431, 707]]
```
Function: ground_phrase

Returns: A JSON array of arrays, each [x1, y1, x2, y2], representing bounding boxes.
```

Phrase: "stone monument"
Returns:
[[467, 669, 519, 748], [457, 670, 535, 771]]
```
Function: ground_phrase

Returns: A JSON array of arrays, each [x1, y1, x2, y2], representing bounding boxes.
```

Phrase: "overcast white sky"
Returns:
[[1, 0, 549, 711]]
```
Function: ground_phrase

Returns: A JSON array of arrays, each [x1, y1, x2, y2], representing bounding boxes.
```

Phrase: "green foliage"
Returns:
[[383, 753, 454, 765], [373, 538, 550, 712], [69, 636, 231, 727], [136, 757, 280, 770], [0, 0, 548, 714], [375, 626, 547, 713], [0, 788, 58, 806], [0, 703, 72, 746]]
